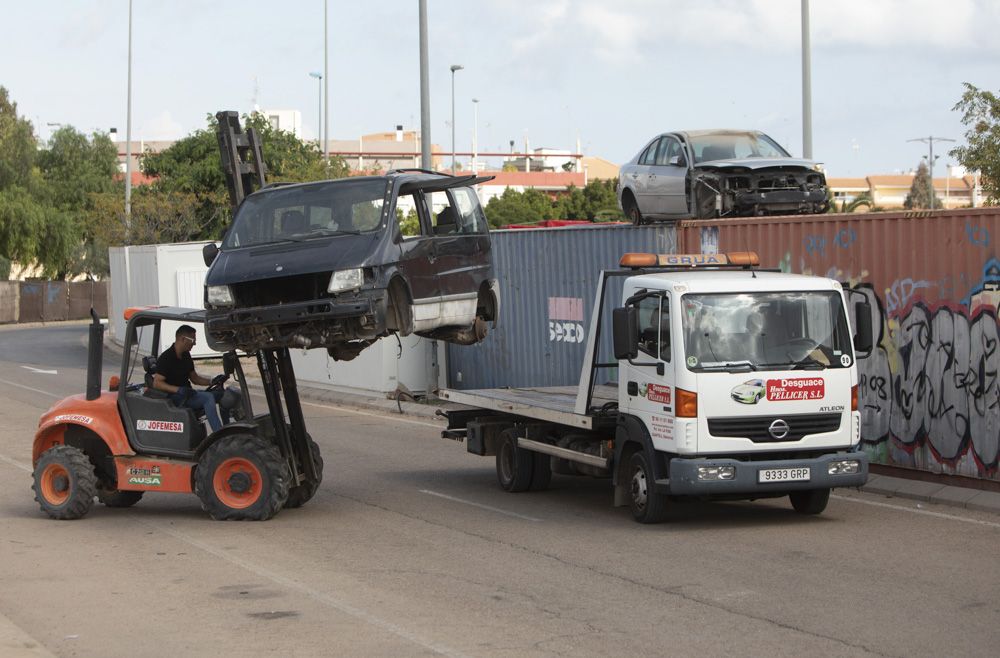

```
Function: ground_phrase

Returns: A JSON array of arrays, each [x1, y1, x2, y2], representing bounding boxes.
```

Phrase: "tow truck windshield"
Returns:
[[223, 179, 388, 249], [682, 291, 853, 372]]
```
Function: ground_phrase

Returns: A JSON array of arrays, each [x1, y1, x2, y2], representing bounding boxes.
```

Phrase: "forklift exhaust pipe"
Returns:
[[86, 308, 104, 401]]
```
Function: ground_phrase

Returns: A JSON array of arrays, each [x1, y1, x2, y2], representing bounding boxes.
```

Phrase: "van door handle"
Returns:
[[627, 381, 638, 396]]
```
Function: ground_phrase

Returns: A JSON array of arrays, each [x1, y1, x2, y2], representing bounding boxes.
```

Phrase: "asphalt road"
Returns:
[[1, 324, 999, 657]]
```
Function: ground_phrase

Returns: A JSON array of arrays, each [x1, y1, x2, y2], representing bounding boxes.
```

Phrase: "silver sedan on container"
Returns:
[[617, 129, 829, 224]]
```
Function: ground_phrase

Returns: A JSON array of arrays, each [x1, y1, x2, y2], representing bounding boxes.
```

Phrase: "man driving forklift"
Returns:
[[153, 325, 236, 432]]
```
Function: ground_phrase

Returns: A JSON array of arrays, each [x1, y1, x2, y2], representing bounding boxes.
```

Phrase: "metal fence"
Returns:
[[0, 281, 108, 324]]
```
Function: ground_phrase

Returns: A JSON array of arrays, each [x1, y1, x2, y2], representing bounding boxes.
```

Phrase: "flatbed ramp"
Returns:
[[440, 385, 618, 429]]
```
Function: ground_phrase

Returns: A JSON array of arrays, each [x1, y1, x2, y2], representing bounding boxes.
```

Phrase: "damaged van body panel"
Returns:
[[204, 171, 500, 358], [618, 129, 829, 223]]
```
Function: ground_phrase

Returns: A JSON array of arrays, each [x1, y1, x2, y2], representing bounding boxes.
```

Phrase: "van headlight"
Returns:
[[206, 285, 234, 307], [328, 268, 364, 293]]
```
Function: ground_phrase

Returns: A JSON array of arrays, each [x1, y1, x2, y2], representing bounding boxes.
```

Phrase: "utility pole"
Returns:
[[323, 0, 329, 165], [418, 0, 431, 169], [907, 136, 955, 209], [472, 98, 479, 173], [125, 0, 134, 227], [450, 64, 463, 173], [801, 0, 812, 159]]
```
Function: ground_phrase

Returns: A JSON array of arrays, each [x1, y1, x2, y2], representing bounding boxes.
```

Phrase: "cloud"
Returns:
[[139, 111, 185, 140]]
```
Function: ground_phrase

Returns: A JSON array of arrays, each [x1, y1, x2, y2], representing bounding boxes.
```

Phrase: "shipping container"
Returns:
[[446, 223, 677, 390]]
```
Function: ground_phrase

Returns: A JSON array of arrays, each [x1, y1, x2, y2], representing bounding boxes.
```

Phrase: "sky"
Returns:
[[3, 0, 1000, 178]]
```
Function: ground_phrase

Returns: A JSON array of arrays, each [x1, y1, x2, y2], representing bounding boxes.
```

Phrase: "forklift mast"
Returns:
[[216, 110, 266, 211]]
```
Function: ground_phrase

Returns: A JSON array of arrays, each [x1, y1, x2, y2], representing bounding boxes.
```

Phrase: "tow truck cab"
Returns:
[[612, 251, 873, 498]]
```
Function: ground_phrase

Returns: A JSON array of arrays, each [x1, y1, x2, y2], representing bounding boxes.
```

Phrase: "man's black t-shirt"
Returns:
[[156, 346, 194, 388]]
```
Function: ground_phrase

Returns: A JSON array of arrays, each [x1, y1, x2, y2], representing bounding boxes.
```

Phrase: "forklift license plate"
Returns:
[[758, 467, 811, 483]]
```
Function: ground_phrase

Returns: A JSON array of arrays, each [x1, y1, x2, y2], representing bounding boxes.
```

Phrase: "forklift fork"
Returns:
[[256, 347, 319, 486]]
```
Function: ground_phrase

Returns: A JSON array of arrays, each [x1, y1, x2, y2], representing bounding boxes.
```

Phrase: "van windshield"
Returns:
[[681, 291, 853, 372], [223, 179, 388, 249]]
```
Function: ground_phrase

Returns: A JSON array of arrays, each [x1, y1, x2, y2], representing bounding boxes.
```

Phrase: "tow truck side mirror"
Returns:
[[613, 307, 638, 360], [853, 301, 873, 355], [203, 242, 220, 267]]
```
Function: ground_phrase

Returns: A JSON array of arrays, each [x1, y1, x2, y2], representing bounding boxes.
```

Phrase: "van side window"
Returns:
[[636, 295, 671, 361], [428, 191, 458, 235], [450, 187, 489, 233], [396, 193, 421, 238]]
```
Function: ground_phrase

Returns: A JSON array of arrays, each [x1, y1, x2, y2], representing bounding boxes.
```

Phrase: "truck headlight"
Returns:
[[328, 268, 364, 293], [206, 285, 234, 307], [698, 465, 735, 481]]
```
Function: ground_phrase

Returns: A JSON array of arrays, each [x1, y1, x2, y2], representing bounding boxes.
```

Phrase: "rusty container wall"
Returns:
[[68, 281, 109, 319], [0, 282, 19, 323], [446, 224, 676, 390], [18, 282, 44, 322], [678, 208, 1000, 482], [43, 281, 69, 321]]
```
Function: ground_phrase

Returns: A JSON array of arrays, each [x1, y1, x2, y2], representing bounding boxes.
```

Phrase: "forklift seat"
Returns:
[[141, 356, 168, 399]]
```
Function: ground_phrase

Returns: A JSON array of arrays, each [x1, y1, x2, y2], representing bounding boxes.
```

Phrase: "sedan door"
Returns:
[[646, 136, 688, 216]]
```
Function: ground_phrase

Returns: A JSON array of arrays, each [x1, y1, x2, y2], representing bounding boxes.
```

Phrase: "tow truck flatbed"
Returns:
[[440, 385, 618, 430]]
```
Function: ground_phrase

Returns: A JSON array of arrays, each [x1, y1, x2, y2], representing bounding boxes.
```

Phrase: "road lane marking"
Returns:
[[0, 454, 31, 473], [419, 489, 542, 522], [20, 366, 58, 375], [831, 493, 1000, 529], [0, 378, 61, 398], [247, 389, 443, 429], [131, 517, 467, 658]]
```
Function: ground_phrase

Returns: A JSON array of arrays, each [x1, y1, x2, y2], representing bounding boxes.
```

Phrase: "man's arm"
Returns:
[[153, 373, 183, 394], [189, 370, 211, 387]]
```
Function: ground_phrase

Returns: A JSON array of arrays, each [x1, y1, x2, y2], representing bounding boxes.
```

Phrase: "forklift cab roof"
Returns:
[[123, 306, 205, 324]]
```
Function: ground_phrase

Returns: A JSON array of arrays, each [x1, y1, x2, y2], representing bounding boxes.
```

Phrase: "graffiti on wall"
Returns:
[[777, 243, 1000, 479]]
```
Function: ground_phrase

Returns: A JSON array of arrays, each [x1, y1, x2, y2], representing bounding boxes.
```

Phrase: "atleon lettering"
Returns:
[[766, 378, 825, 401], [137, 419, 184, 433]]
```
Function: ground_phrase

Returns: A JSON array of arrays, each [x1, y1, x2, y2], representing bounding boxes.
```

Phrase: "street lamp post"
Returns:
[[908, 136, 955, 209], [125, 0, 134, 225], [472, 98, 479, 173], [309, 72, 322, 149], [450, 64, 463, 173]]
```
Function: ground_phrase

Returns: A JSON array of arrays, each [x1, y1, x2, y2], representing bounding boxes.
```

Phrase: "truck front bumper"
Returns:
[[663, 450, 868, 496]]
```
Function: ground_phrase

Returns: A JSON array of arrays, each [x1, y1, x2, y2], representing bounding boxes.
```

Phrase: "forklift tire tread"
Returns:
[[195, 433, 290, 521], [284, 435, 323, 509], [32, 444, 98, 520]]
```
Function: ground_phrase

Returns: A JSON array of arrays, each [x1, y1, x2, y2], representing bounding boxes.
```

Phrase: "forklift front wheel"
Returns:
[[195, 434, 290, 521], [32, 445, 98, 520]]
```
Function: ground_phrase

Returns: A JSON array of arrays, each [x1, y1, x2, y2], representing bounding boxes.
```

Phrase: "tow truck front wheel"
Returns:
[[628, 451, 668, 524], [32, 445, 98, 520], [195, 434, 290, 521], [789, 488, 830, 515]]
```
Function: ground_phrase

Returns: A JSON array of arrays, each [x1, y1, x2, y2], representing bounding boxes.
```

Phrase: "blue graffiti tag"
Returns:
[[966, 222, 990, 247], [834, 228, 857, 249], [803, 235, 826, 257]]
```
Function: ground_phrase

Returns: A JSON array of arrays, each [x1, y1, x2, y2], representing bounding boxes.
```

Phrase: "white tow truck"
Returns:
[[441, 252, 874, 523]]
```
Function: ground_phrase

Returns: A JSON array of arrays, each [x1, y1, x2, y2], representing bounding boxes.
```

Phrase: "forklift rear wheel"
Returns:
[[496, 429, 533, 492], [628, 451, 668, 524], [284, 435, 323, 508], [195, 434, 290, 521], [32, 445, 98, 520], [97, 489, 144, 508], [789, 488, 830, 515]]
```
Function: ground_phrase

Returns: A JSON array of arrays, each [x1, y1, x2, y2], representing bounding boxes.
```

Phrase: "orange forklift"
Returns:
[[31, 308, 322, 520]]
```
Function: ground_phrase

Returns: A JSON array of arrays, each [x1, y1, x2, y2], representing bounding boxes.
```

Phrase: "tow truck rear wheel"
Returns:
[[628, 451, 668, 523], [789, 488, 830, 515], [32, 445, 98, 520], [284, 435, 323, 508], [496, 429, 533, 492], [195, 434, 290, 521]]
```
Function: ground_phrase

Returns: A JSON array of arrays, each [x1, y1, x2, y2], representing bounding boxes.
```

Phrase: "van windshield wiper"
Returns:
[[284, 228, 363, 241]]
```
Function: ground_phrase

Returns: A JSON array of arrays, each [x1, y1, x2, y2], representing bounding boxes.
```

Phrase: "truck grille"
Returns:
[[708, 413, 841, 443], [231, 272, 331, 307]]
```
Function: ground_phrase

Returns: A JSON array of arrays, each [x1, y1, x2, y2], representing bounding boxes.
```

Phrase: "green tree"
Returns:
[[37, 126, 119, 209], [951, 83, 1000, 204], [143, 112, 350, 239], [904, 161, 939, 209], [0, 87, 36, 191], [485, 187, 557, 226]]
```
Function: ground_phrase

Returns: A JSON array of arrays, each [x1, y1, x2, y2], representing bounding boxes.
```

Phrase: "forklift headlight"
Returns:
[[206, 285, 234, 307], [328, 268, 364, 294]]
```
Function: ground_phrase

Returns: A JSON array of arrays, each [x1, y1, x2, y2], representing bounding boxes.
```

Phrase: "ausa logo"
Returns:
[[137, 419, 184, 433]]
